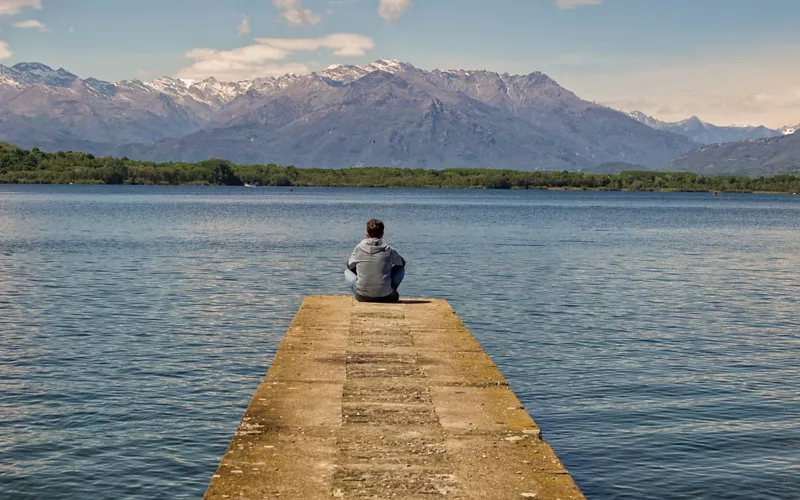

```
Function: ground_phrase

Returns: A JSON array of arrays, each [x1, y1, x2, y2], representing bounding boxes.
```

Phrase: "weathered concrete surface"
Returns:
[[204, 297, 585, 500]]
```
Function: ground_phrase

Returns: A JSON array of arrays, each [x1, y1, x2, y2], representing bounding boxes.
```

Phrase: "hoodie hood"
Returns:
[[357, 238, 387, 255]]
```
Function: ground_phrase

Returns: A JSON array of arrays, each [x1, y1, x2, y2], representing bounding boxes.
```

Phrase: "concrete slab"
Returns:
[[204, 431, 337, 500], [421, 350, 509, 386], [278, 326, 349, 351], [204, 296, 585, 500], [264, 349, 347, 382], [343, 381, 432, 405], [430, 386, 538, 432], [245, 382, 342, 429]]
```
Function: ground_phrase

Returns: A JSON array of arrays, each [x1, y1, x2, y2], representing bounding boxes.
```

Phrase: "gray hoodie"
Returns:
[[347, 238, 406, 299]]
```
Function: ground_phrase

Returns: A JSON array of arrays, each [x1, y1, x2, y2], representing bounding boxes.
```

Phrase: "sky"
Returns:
[[1, 0, 800, 127]]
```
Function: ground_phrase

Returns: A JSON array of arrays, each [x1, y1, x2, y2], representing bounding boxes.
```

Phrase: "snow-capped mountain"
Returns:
[[627, 110, 663, 129], [0, 59, 697, 170], [141, 77, 252, 107], [0, 62, 79, 87], [781, 124, 798, 135], [627, 111, 782, 145], [313, 58, 410, 83]]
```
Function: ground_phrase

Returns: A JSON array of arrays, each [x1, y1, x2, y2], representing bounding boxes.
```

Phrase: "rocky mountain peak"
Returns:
[[4, 62, 78, 87], [679, 116, 705, 127], [522, 71, 553, 84], [145, 76, 189, 92], [311, 60, 417, 86], [365, 58, 410, 73], [629, 110, 782, 144], [628, 110, 662, 128], [12, 62, 54, 73], [345, 69, 413, 96], [316, 64, 367, 83]]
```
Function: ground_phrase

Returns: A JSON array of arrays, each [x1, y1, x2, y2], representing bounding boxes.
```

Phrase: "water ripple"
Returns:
[[1, 186, 798, 499]]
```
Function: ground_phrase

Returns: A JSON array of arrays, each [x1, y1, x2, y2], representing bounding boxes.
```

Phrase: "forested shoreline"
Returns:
[[2, 143, 799, 193]]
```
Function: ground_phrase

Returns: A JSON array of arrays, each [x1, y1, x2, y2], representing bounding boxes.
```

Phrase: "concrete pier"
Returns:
[[204, 297, 585, 499]]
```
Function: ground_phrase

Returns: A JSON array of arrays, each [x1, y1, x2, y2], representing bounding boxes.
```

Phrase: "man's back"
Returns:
[[345, 220, 406, 303]]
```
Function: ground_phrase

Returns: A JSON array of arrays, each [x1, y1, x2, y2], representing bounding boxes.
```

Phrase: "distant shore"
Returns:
[[2, 143, 799, 194]]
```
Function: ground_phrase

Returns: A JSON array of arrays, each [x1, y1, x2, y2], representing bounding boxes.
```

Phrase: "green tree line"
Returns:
[[2, 143, 799, 193]]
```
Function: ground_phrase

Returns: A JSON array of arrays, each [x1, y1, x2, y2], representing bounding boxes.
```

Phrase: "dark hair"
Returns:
[[366, 219, 384, 238]]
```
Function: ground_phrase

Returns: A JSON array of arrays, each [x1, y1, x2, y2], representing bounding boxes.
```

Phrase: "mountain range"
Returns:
[[0, 60, 697, 171], [627, 111, 788, 145], [625, 112, 800, 176], [0, 60, 797, 175], [666, 132, 800, 176]]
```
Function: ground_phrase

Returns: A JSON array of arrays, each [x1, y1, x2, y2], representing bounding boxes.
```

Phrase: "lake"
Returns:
[[0, 185, 798, 499]]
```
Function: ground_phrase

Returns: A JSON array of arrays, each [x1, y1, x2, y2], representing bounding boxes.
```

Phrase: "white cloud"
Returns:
[[175, 34, 375, 81], [177, 44, 290, 81], [378, 0, 412, 22], [0, 0, 41, 16], [255, 33, 375, 56], [0, 40, 12, 59], [176, 51, 308, 82], [556, 0, 603, 9], [12, 18, 45, 30], [272, 0, 321, 28], [237, 15, 250, 37]]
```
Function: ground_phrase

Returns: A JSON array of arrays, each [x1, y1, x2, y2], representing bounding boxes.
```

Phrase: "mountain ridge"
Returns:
[[666, 130, 800, 176], [627, 110, 784, 145], [0, 59, 699, 170]]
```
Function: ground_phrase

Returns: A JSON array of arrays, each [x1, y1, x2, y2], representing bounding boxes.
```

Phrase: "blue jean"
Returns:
[[345, 266, 405, 294]]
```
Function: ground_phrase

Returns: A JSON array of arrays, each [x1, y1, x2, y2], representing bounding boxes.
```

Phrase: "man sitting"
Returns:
[[345, 219, 406, 303]]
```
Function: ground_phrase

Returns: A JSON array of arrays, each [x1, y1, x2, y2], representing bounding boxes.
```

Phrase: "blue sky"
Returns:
[[2, 0, 800, 127]]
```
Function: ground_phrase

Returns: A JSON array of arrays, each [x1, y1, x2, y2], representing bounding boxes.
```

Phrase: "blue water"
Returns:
[[0, 185, 798, 499]]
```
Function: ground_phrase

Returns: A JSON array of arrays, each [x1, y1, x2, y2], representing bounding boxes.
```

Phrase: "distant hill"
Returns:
[[628, 111, 782, 145], [0, 60, 696, 171], [666, 131, 800, 175]]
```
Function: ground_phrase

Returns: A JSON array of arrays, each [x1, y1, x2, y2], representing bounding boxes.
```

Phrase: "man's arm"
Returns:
[[391, 248, 406, 268], [347, 248, 358, 272]]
